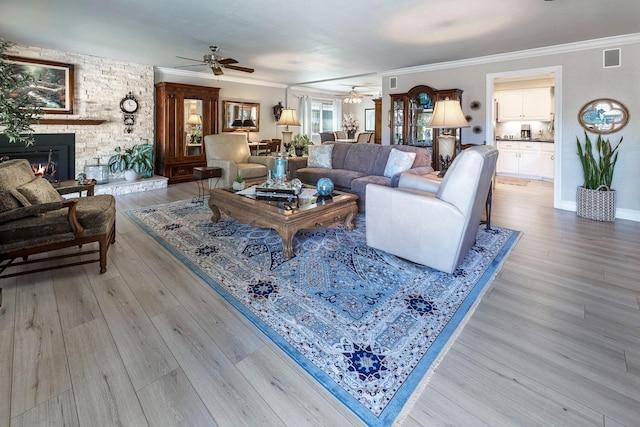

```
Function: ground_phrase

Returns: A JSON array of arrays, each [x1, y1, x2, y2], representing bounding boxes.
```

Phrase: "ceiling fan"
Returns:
[[344, 87, 373, 104], [176, 45, 254, 76]]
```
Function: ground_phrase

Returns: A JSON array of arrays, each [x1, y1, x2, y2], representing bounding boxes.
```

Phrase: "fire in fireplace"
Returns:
[[0, 133, 75, 181]]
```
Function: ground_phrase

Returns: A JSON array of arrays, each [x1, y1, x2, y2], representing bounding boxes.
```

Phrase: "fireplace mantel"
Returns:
[[32, 119, 107, 125]]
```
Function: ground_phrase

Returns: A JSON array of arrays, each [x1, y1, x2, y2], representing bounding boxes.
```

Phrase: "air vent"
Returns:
[[389, 76, 397, 90], [603, 48, 621, 68]]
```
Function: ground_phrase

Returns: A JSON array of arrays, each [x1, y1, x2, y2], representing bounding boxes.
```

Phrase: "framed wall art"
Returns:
[[7, 56, 75, 114], [578, 98, 628, 134]]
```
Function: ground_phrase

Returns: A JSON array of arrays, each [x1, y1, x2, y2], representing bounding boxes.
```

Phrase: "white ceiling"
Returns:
[[1, 0, 640, 94]]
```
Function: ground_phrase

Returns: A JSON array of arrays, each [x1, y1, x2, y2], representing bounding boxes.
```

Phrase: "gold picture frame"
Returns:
[[223, 100, 260, 132], [7, 56, 75, 114]]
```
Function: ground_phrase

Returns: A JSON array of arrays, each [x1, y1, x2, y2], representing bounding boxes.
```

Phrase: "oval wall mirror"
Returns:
[[578, 98, 629, 134]]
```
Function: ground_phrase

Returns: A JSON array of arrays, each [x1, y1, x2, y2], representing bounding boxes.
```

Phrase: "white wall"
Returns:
[[380, 37, 640, 220]]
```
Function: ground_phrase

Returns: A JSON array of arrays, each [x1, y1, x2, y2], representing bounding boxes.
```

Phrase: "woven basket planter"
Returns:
[[576, 185, 616, 222]]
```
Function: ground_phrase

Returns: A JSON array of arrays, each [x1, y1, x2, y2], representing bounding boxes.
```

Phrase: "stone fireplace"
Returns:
[[0, 133, 76, 182]]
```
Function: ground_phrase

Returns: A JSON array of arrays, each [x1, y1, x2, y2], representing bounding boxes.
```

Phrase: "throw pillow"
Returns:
[[307, 144, 333, 169], [0, 190, 28, 213], [16, 177, 64, 204], [10, 189, 32, 207], [383, 148, 417, 178]]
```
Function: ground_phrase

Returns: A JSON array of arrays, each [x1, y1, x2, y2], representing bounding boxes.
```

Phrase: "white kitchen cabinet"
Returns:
[[541, 143, 555, 180], [497, 140, 542, 177], [497, 88, 551, 121]]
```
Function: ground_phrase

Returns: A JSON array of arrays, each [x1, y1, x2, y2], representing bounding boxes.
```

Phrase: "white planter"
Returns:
[[124, 169, 141, 181], [232, 181, 245, 190]]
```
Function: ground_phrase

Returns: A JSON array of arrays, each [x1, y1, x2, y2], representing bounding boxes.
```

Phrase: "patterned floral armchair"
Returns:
[[0, 159, 116, 279]]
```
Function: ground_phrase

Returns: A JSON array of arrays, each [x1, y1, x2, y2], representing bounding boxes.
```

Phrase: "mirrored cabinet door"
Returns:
[[184, 98, 203, 157]]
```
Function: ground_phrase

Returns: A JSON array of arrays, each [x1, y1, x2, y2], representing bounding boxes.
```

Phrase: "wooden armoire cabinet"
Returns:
[[155, 82, 220, 183], [390, 85, 462, 170]]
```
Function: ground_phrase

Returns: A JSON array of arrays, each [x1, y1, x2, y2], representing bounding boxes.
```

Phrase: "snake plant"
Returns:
[[576, 131, 622, 190]]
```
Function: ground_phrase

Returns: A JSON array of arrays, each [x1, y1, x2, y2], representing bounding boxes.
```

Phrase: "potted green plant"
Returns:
[[108, 144, 154, 181], [576, 131, 622, 221], [232, 174, 245, 190], [0, 39, 43, 146], [291, 134, 312, 156]]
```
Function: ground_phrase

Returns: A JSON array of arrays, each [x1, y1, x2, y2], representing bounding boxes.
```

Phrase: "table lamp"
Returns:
[[428, 98, 469, 177], [187, 113, 202, 144], [277, 108, 300, 148]]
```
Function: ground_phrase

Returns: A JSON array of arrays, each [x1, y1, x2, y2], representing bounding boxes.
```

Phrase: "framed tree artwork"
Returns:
[[7, 56, 75, 114]]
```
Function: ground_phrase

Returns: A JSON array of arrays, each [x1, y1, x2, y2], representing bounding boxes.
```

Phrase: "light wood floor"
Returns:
[[1, 178, 639, 426]]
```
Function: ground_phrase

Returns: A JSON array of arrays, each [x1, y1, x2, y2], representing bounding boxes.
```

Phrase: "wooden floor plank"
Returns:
[[104, 233, 180, 318], [64, 317, 148, 427], [11, 276, 71, 418], [0, 328, 13, 427], [51, 266, 102, 331], [401, 387, 490, 427], [236, 344, 362, 426], [137, 368, 217, 427], [90, 276, 178, 391], [0, 280, 16, 332], [10, 389, 79, 427], [151, 306, 283, 426]]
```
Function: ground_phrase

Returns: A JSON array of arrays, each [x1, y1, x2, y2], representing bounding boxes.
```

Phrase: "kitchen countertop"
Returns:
[[496, 138, 554, 143]]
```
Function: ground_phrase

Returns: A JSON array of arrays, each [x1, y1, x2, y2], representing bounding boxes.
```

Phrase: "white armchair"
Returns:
[[365, 145, 498, 273], [204, 134, 275, 188]]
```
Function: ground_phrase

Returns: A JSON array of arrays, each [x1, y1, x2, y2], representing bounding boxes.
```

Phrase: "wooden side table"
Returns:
[[193, 166, 222, 204], [56, 180, 96, 197]]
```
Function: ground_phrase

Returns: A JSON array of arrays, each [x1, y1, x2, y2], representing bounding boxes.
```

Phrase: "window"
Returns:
[[311, 100, 334, 133]]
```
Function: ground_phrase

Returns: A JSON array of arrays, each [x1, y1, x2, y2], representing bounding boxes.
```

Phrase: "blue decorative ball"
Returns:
[[316, 177, 334, 196]]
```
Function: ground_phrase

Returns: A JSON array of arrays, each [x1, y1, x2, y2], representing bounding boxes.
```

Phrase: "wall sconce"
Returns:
[[428, 98, 469, 177], [272, 101, 284, 122]]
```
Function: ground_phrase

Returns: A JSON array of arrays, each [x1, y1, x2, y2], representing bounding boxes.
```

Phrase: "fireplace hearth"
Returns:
[[0, 133, 75, 181]]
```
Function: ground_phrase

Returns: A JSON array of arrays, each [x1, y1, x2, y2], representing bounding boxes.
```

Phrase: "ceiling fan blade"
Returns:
[[175, 63, 208, 68], [176, 55, 204, 63], [223, 64, 254, 73], [211, 66, 224, 76], [218, 57, 238, 65]]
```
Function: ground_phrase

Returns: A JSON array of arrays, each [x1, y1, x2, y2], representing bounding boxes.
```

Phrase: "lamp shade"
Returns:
[[242, 119, 255, 128], [187, 114, 202, 125], [428, 99, 470, 128], [277, 109, 300, 128], [231, 119, 243, 127]]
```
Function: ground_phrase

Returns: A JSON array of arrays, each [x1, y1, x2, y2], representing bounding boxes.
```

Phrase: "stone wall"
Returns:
[[5, 43, 155, 176]]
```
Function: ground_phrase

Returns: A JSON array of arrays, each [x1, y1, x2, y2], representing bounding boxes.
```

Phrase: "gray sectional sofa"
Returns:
[[291, 142, 433, 211]]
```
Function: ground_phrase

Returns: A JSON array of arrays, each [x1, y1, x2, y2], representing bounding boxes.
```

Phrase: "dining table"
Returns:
[[247, 141, 269, 155], [335, 139, 356, 143]]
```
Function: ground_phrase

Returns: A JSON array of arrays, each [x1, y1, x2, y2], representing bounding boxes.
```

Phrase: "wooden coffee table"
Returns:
[[207, 187, 358, 259]]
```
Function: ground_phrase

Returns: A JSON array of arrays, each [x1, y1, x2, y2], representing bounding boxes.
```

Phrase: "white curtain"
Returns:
[[333, 99, 343, 131], [297, 95, 312, 137]]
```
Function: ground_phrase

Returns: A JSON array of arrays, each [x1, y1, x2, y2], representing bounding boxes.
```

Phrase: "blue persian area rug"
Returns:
[[127, 199, 520, 426]]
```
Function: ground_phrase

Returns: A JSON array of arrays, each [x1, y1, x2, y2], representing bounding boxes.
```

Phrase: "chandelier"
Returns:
[[343, 87, 364, 104], [343, 94, 362, 104]]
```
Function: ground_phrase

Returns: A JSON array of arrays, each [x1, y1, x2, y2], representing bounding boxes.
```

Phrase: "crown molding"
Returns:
[[379, 33, 640, 76], [154, 67, 288, 89]]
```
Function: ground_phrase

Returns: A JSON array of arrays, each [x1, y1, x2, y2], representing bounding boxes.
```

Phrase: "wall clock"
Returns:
[[120, 92, 139, 133]]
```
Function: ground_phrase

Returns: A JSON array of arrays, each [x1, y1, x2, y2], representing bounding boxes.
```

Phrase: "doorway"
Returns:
[[486, 66, 562, 209]]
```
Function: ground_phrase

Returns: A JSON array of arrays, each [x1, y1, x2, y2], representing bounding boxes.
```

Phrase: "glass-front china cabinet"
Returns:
[[390, 85, 463, 170]]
